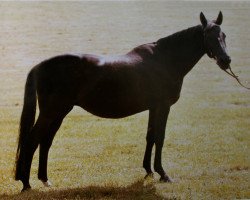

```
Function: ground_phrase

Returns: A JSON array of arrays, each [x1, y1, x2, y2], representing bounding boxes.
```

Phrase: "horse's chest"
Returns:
[[162, 81, 183, 106]]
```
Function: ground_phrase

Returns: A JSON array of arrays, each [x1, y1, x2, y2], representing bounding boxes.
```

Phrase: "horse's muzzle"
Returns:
[[216, 55, 231, 70]]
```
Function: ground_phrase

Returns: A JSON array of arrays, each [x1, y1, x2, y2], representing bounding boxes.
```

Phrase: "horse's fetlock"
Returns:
[[154, 164, 165, 175]]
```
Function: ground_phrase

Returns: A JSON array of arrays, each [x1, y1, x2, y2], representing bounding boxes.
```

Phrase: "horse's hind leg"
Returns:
[[38, 106, 72, 187], [20, 115, 52, 191], [38, 118, 63, 187], [38, 117, 66, 186]]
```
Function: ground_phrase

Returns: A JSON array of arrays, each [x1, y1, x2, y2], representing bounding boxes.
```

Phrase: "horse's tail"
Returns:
[[14, 69, 37, 180]]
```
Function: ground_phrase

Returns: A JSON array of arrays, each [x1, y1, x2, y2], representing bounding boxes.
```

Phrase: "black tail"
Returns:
[[14, 69, 37, 180]]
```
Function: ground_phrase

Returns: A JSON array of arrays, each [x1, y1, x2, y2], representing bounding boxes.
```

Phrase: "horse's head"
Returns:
[[200, 11, 231, 70]]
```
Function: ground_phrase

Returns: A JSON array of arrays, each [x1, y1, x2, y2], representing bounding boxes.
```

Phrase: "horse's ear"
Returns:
[[215, 11, 223, 25], [200, 12, 207, 28]]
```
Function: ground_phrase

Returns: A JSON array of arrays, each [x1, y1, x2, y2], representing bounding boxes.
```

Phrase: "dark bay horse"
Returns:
[[15, 12, 231, 191]]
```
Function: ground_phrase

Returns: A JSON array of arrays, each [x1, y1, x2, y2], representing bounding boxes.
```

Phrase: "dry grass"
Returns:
[[0, 1, 249, 199]]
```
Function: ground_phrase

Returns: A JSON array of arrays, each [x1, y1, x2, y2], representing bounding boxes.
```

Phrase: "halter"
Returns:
[[203, 28, 215, 59], [204, 35, 214, 58]]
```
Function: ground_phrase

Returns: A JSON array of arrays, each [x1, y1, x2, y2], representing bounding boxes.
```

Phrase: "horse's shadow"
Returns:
[[1, 180, 165, 200]]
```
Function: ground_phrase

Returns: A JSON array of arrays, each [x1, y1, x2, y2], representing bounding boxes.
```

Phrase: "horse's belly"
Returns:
[[76, 87, 149, 118], [79, 96, 148, 118], [81, 105, 147, 119]]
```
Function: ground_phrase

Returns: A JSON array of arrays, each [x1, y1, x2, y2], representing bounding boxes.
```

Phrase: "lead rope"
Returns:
[[222, 66, 250, 90]]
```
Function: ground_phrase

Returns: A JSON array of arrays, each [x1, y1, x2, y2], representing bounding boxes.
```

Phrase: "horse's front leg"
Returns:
[[143, 110, 155, 178], [153, 105, 172, 182]]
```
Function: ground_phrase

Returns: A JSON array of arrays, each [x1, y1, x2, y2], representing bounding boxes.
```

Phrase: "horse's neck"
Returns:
[[156, 25, 205, 79]]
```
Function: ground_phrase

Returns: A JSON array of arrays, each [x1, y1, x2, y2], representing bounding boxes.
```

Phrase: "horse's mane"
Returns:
[[156, 25, 203, 47]]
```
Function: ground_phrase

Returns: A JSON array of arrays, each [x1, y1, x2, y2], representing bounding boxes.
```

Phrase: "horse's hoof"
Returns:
[[21, 185, 31, 192], [159, 174, 173, 183], [144, 172, 154, 179], [42, 180, 52, 187]]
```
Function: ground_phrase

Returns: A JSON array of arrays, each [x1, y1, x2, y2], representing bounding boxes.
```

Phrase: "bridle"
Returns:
[[203, 26, 250, 90], [202, 25, 218, 60], [203, 32, 214, 59]]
